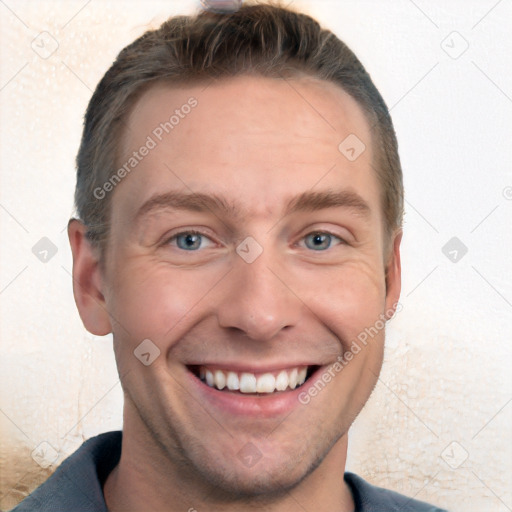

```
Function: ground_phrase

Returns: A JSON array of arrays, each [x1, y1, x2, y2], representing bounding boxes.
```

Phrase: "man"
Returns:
[[12, 2, 447, 511]]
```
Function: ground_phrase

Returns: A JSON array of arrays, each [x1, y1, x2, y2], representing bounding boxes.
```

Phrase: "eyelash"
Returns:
[[297, 231, 346, 250], [163, 230, 213, 249], [163, 229, 347, 251]]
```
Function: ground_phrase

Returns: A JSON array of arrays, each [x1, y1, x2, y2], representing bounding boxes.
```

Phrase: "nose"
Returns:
[[215, 252, 303, 341]]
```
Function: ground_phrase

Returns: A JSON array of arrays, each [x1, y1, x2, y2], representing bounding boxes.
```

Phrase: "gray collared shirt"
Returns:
[[10, 431, 447, 511]]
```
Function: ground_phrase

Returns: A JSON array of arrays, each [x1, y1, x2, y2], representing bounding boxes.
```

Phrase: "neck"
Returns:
[[104, 410, 354, 512]]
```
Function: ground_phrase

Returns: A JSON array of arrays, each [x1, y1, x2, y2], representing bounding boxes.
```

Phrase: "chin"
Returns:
[[198, 459, 310, 502], [184, 438, 329, 504]]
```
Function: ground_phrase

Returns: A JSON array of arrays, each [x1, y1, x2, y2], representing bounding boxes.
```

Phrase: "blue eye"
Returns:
[[171, 232, 212, 251], [303, 232, 341, 251]]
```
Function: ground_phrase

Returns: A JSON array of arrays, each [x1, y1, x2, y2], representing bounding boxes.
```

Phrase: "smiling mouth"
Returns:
[[188, 365, 319, 394]]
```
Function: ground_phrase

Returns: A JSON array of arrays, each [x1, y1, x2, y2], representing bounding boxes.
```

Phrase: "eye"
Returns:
[[167, 231, 214, 251], [301, 231, 344, 251]]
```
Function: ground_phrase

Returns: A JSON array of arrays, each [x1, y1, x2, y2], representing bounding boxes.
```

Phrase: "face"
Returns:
[[72, 75, 401, 498]]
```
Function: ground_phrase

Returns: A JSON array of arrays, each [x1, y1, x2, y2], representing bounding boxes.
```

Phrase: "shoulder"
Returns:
[[345, 472, 449, 512], [9, 431, 122, 512]]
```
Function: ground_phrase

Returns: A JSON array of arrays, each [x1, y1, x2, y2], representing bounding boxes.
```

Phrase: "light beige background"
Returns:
[[1, 1, 511, 511]]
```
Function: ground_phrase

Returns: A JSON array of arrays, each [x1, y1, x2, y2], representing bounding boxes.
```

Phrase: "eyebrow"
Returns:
[[133, 189, 371, 224], [287, 190, 371, 217]]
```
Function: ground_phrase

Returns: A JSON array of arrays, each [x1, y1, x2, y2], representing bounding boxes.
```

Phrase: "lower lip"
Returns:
[[186, 366, 325, 418]]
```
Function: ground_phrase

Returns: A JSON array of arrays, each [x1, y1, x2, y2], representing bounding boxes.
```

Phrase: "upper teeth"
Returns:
[[199, 366, 308, 393]]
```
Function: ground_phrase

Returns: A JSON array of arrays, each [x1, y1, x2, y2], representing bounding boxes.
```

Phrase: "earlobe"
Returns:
[[67, 219, 112, 336], [384, 230, 402, 319]]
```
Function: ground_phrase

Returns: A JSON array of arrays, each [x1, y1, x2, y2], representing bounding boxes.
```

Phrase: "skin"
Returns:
[[68, 75, 401, 512]]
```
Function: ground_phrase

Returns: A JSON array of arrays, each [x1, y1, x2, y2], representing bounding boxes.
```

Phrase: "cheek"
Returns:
[[304, 261, 387, 347], [105, 257, 219, 344]]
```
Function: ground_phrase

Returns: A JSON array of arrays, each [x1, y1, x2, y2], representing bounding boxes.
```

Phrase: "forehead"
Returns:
[[115, 75, 379, 224]]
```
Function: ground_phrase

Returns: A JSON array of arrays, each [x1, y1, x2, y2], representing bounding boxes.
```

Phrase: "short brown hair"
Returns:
[[75, 1, 403, 255]]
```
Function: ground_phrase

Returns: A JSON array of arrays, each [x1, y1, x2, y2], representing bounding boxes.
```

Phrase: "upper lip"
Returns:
[[186, 362, 322, 373]]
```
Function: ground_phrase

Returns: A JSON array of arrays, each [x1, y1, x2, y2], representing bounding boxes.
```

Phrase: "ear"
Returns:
[[67, 219, 112, 336], [384, 230, 402, 319]]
